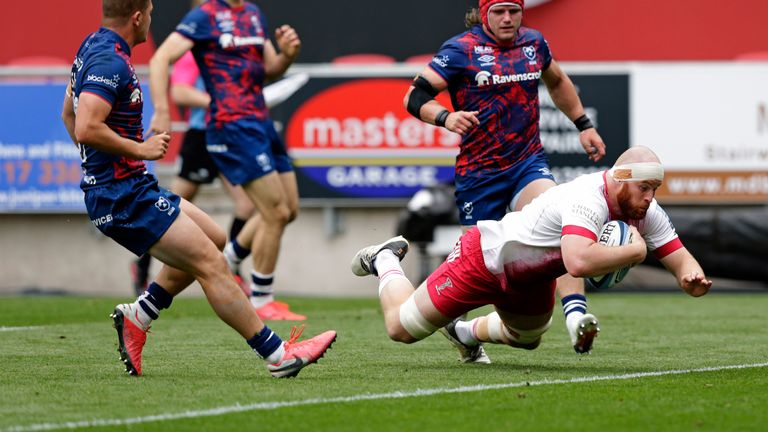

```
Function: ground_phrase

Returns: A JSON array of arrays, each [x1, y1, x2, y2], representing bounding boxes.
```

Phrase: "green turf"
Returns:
[[1, 293, 766, 431]]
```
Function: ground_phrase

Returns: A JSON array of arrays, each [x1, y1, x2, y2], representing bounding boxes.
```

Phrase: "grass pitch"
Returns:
[[1, 293, 767, 431]]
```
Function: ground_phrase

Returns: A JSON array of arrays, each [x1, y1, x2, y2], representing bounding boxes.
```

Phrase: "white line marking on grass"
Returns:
[[5, 362, 768, 432], [0, 326, 41, 332]]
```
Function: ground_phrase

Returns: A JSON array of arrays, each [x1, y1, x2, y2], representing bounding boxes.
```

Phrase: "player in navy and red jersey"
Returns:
[[403, 0, 607, 356], [149, 0, 305, 320], [61, 0, 335, 378], [351, 146, 712, 363]]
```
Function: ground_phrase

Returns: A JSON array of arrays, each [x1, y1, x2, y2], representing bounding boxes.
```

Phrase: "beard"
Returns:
[[617, 184, 649, 219]]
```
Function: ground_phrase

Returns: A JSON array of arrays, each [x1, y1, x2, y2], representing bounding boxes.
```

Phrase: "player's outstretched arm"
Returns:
[[658, 247, 713, 297], [149, 32, 194, 134]]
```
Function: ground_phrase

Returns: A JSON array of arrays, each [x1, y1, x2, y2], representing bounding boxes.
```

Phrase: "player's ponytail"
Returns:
[[464, 8, 482, 28]]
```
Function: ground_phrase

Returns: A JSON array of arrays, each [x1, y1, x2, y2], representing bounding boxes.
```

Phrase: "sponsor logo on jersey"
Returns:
[[478, 54, 496, 66], [432, 55, 450, 68], [86, 74, 120, 88], [476, 70, 542, 87], [475, 71, 491, 87], [474, 45, 493, 54], [129, 88, 142, 104], [176, 22, 197, 34], [219, 33, 265, 49], [90, 214, 112, 227]]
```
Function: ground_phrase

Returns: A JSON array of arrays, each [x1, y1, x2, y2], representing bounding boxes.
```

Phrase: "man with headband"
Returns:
[[403, 0, 607, 356], [350, 146, 712, 362]]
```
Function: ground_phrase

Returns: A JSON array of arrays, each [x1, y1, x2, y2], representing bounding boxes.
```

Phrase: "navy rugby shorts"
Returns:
[[84, 174, 181, 256], [454, 151, 555, 226], [205, 119, 293, 186]]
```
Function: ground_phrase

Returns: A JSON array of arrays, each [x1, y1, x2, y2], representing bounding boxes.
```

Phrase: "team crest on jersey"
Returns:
[[523, 45, 538, 64], [475, 71, 491, 87]]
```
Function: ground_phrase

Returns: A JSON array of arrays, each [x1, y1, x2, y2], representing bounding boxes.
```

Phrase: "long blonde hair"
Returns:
[[465, 7, 482, 27]]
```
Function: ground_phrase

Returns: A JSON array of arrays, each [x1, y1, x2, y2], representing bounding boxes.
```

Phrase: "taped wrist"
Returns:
[[406, 75, 439, 120], [573, 114, 594, 132]]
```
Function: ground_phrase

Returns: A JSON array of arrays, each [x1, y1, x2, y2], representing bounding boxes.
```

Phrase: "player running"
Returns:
[[61, 0, 335, 378]]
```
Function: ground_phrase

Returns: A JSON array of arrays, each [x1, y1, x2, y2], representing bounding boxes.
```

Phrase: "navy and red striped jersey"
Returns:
[[175, 0, 270, 127], [429, 25, 553, 188], [71, 28, 147, 190]]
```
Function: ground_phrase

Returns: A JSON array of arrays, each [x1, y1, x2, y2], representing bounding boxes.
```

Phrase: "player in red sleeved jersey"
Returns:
[[404, 0, 607, 355]]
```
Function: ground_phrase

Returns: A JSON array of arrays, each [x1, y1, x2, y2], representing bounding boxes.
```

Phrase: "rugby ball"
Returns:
[[585, 220, 633, 290]]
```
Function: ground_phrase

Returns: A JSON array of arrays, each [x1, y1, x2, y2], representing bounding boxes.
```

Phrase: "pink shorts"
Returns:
[[426, 228, 556, 319]]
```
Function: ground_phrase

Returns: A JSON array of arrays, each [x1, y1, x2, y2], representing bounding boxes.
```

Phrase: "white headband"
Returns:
[[609, 162, 664, 182]]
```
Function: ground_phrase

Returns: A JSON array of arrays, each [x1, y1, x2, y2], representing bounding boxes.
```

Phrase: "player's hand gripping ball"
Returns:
[[586, 220, 633, 290]]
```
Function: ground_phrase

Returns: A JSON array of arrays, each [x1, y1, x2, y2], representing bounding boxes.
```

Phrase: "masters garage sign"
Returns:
[[283, 78, 460, 201]]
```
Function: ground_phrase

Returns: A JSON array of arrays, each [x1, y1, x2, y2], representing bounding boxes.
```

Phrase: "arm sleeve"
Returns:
[[539, 36, 553, 70], [560, 193, 608, 241], [170, 51, 200, 87], [175, 7, 212, 43], [641, 201, 683, 258], [427, 39, 468, 85], [78, 54, 128, 106]]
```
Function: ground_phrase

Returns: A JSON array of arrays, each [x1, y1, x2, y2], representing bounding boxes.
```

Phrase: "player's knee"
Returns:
[[262, 203, 292, 226], [210, 225, 227, 251], [504, 318, 552, 350], [395, 295, 438, 343], [286, 206, 299, 224], [384, 321, 418, 344]]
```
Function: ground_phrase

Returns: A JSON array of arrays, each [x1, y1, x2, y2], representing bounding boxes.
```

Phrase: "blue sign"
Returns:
[[0, 82, 153, 213]]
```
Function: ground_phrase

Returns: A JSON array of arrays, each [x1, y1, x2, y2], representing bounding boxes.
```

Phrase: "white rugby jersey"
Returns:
[[477, 171, 682, 285]]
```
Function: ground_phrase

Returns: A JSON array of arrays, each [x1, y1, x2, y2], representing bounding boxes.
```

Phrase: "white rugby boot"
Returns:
[[350, 236, 409, 277], [568, 313, 600, 354]]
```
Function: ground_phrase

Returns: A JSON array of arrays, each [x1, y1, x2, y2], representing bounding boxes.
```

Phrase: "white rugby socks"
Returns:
[[373, 250, 408, 295]]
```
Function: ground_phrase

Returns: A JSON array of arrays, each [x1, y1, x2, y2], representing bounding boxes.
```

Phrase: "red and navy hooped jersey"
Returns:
[[429, 25, 553, 186], [175, 0, 270, 126], [70, 28, 147, 190]]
